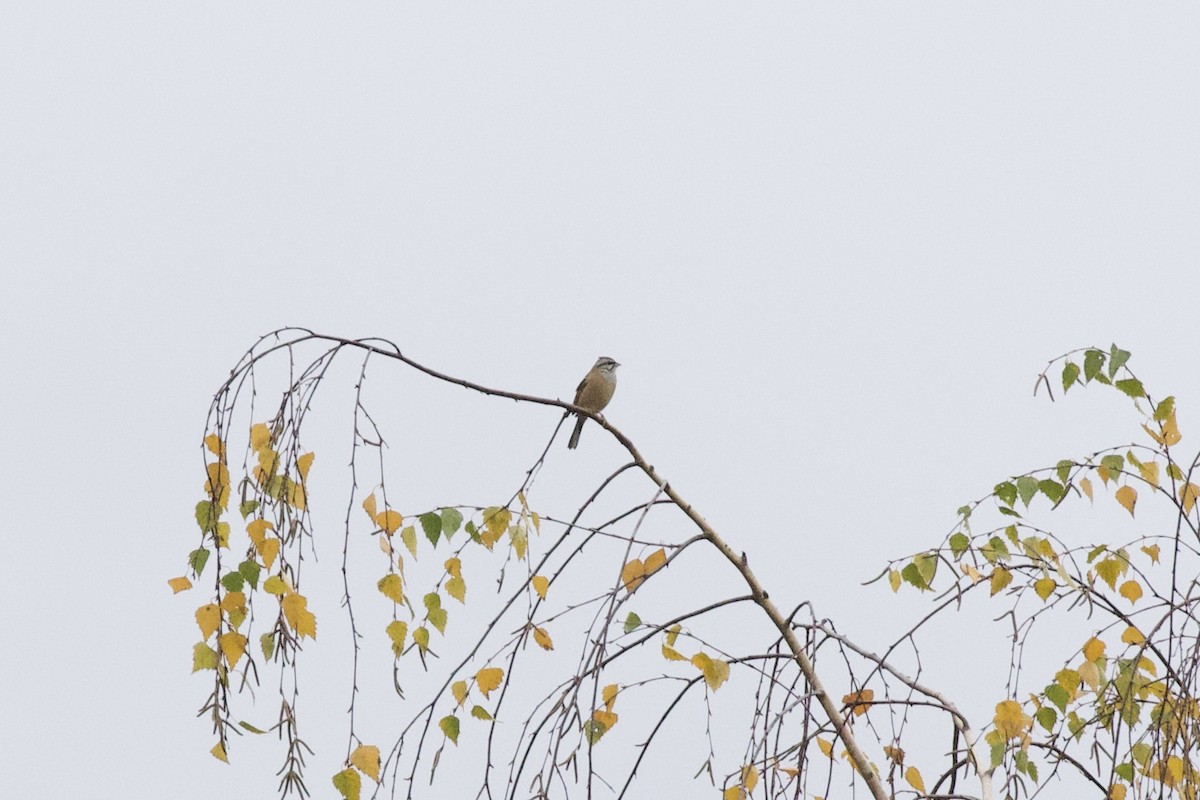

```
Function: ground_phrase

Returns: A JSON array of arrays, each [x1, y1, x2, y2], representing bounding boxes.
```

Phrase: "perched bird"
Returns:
[[568, 356, 620, 449]]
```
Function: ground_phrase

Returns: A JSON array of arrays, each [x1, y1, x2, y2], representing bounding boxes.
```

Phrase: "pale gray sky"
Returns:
[[2, 3, 1199, 798]]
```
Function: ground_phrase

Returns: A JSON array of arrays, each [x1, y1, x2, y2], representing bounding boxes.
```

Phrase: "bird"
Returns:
[[568, 356, 620, 449]]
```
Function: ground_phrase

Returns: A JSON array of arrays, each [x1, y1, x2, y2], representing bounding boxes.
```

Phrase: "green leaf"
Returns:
[[471, 705, 493, 721], [239, 499, 259, 519], [913, 552, 937, 586], [220, 571, 245, 593], [440, 507, 463, 539], [1154, 396, 1175, 422], [420, 512, 442, 546], [1045, 683, 1069, 712], [192, 642, 218, 672], [994, 482, 1018, 507], [1067, 711, 1085, 739], [981, 536, 1010, 563], [1115, 378, 1145, 399], [997, 506, 1021, 518], [1100, 454, 1124, 473], [195, 500, 219, 533], [425, 593, 447, 633], [623, 612, 642, 634], [260, 632, 275, 660], [948, 532, 970, 559], [1107, 344, 1131, 378], [1024, 759, 1039, 784], [584, 718, 609, 745], [900, 564, 926, 591], [1083, 349, 1105, 382], [1131, 742, 1152, 766], [1016, 476, 1039, 508], [1055, 460, 1073, 484], [332, 768, 362, 800], [1115, 763, 1134, 782], [990, 740, 1005, 768], [956, 505, 972, 520], [464, 520, 482, 545], [1038, 479, 1065, 504], [238, 721, 267, 734], [189, 548, 211, 577], [238, 560, 261, 591], [439, 714, 460, 744], [1035, 706, 1057, 732], [1061, 362, 1080, 392]]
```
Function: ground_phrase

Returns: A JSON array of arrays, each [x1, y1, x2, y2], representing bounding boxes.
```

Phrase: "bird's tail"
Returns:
[[567, 415, 586, 449]]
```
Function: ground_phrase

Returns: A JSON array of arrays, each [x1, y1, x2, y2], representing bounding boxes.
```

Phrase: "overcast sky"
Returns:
[[3, 3, 1199, 798]]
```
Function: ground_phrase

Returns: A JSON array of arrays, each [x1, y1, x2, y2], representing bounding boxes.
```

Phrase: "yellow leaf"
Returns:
[[531, 575, 549, 600], [249, 422, 271, 452], [602, 683, 619, 712], [904, 766, 926, 794], [282, 593, 317, 639], [1109, 783, 1127, 800], [1182, 484, 1200, 515], [962, 564, 982, 584], [510, 524, 528, 560], [690, 652, 731, 691], [196, 604, 220, 640], [994, 699, 1030, 739], [211, 742, 229, 763], [816, 737, 833, 758], [1080, 477, 1093, 502], [1115, 485, 1137, 516], [1078, 661, 1101, 690], [591, 708, 618, 733], [741, 764, 759, 793], [452, 680, 468, 707], [1034, 577, 1056, 601], [349, 744, 381, 782], [220, 591, 246, 616], [413, 626, 430, 653], [661, 644, 687, 661], [376, 510, 403, 536], [1121, 625, 1145, 645], [476, 667, 504, 699], [377, 573, 404, 604], [990, 566, 1012, 596], [218, 632, 248, 669], [1083, 636, 1106, 662], [444, 557, 462, 579], [842, 689, 874, 716], [296, 452, 315, 481], [643, 548, 667, 576], [1119, 580, 1143, 604], [1167, 755, 1185, 785], [288, 481, 306, 510], [1142, 544, 1160, 564], [246, 518, 273, 547], [1095, 558, 1122, 589], [620, 559, 646, 592], [722, 788, 743, 800], [1098, 465, 1112, 485], [263, 574, 287, 595], [888, 569, 901, 592], [665, 623, 682, 646], [204, 433, 225, 457], [446, 576, 466, 604], [386, 620, 407, 656], [1162, 410, 1181, 445], [258, 537, 280, 570], [205, 462, 231, 509], [533, 627, 553, 650], [401, 525, 418, 557], [883, 745, 905, 764], [1138, 462, 1160, 488], [216, 522, 230, 548], [1055, 668, 1080, 694], [168, 576, 193, 594], [362, 493, 377, 521]]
